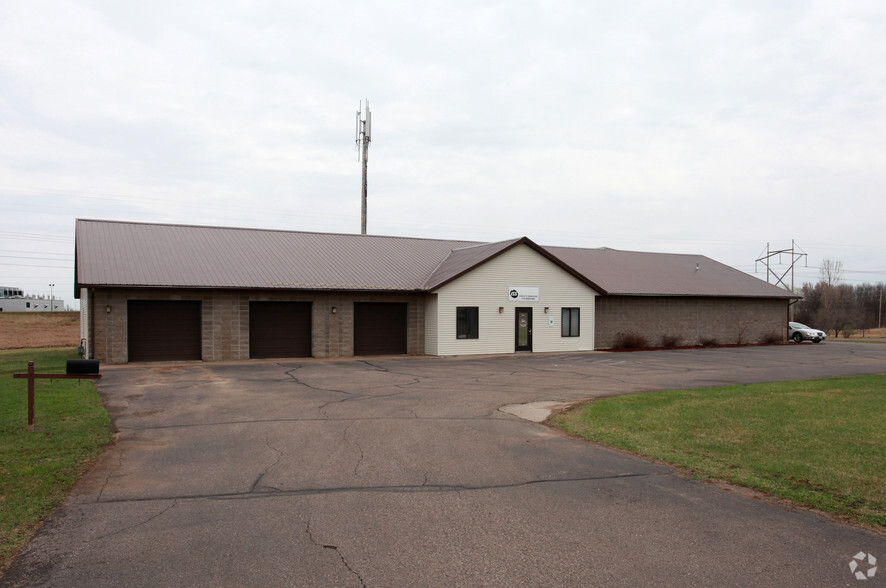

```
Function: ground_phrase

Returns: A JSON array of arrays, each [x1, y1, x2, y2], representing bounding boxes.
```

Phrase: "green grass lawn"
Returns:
[[550, 376, 886, 527], [0, 348, 113, 572]]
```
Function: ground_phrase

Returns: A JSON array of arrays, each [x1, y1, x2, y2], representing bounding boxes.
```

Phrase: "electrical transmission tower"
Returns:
[[356, 100, 371, 235], [756, 239, 807, 291]]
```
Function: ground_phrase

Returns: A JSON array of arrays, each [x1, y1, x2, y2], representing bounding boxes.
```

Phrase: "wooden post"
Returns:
[[27, 361, 35, 431], [13, 361, 101, 431]]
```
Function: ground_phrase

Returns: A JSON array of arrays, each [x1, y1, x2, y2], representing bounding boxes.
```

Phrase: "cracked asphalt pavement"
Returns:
[[4, 343, 886, 587]]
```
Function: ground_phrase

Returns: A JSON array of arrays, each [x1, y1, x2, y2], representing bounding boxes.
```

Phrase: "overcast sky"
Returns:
[[2, 1, 884, 311]]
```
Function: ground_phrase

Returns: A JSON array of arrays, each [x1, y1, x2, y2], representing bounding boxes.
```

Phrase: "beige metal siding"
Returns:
[[424, 294, 438, 355], [80, 287, 90, 358], [433, 245, 596, 356]]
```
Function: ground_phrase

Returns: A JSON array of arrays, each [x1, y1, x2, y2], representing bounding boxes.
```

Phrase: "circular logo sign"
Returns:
[[509, 289, 518, 299]]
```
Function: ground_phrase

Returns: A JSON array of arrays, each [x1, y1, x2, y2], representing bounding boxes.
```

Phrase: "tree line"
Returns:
[[792, 260, 885, 337]]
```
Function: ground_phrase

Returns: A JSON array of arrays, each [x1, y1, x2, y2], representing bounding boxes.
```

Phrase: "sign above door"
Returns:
[[508, 286, 539, 302]]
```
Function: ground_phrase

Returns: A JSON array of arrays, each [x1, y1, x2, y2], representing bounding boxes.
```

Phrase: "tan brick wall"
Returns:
[[595, 296, 789, 349], [88, 288, 426, 364]]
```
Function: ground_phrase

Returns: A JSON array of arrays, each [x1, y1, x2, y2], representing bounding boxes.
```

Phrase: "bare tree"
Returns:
[[816, 283, 857, 338], [819, 259, 844, 286]]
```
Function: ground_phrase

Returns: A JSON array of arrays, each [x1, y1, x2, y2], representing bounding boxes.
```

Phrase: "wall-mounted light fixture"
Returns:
[[105, 305, 112, 313], [331, 306, 337, 314], [498, 307, 504, 314], [544, 307, 549, 314]]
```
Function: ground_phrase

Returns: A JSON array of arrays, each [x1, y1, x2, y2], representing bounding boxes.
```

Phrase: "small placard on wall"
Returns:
[[508, 286, 539, 302]]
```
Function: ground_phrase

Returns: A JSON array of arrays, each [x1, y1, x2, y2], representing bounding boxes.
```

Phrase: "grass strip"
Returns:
[[550, 376, 886, 527], [0, 348, 113, 572]]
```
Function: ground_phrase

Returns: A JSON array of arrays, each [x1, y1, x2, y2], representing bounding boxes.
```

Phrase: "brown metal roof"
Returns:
[[422, 238, 523, 289], [75, 219, 481, 292], [422, 237, 605, 292], [75, 219, 796, 299], [547, 246, 797, 298]]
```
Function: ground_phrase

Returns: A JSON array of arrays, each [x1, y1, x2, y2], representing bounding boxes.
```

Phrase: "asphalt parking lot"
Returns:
[[4, 343, 886, 587]]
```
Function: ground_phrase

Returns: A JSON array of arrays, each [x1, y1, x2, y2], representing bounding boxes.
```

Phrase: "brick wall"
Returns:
[[88, 288, 426, 364], [595, 296, 789, 349]]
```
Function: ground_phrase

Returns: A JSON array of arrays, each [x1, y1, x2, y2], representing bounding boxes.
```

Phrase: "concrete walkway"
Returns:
[[3, 343, 885, 587]]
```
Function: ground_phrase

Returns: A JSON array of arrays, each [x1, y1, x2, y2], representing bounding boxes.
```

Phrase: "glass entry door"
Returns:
[[515, 307, 532, 352]]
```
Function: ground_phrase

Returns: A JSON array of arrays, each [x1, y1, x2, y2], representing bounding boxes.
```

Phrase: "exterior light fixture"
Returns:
[[498, 307, 504, 314], [544, 307, 549, 314], [331, 306, 337, 314], [105, 305, 112, 313]]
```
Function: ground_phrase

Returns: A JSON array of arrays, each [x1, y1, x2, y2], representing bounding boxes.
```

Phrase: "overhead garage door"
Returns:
[[128, 300, 202, 362], [354, 302, 407, 355], [249, 301, 312, 358]]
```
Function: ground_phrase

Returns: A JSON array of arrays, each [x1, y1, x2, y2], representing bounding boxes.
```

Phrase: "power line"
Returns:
[[0, 249, 73, 257], [0, 262, 72, 269], [0, 230, 73, 243], [0, 255, 73, 262]]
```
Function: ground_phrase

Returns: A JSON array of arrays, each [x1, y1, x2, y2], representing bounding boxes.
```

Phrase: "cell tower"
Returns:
[[356, 99, 371, 235]]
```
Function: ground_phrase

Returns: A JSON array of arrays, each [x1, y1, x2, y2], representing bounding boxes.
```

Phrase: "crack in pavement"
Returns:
[[90, 472, 666, 505], [318, 388, 410, 413], [306, 519, 366, 587], [96, 440, 126, 503], [283, 365, 355, 396], [343, 421, 365, 478], [250, 438, 284, 493], [358, 360, 389, 372], [87, 500, 179, 542]]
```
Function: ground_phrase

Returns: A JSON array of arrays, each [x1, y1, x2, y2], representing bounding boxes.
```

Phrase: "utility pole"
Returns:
[[879, 284, 883, 329], [49, 283, 54, 312], [356, 100, 371, 235]]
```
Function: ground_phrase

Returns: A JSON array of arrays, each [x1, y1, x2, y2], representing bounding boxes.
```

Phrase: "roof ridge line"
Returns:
[[76, 218, 485, 245]]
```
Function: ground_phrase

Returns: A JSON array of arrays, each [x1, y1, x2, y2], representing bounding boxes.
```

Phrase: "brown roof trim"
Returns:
[[605, 293, 800, 299], [424, 236, 607, 293]]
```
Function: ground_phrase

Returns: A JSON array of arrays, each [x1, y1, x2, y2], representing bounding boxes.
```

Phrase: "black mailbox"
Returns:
[[66, 359, 100, 375]]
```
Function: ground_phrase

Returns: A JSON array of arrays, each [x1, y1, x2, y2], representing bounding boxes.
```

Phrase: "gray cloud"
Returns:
[[2, 1, 885, 308]]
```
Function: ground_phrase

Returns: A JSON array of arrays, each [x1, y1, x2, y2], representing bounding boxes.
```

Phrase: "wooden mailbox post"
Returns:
[[12, 361, 102, 431]]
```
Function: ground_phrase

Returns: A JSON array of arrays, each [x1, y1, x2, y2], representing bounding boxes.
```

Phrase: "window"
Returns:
[[456, 307, 479, 339], [561, 308, 580, 337]]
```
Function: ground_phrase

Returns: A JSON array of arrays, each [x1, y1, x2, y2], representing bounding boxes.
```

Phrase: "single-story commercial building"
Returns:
[[75, 219, 797, 364]]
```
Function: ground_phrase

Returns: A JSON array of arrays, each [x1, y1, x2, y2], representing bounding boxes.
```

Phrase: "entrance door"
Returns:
[[515, 307, 532, 351]]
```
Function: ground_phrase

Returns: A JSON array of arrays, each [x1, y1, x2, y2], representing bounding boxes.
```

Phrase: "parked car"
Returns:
[[788, 322, 827, 343]]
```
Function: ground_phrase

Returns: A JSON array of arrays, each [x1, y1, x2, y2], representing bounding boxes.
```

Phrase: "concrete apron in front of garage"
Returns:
[[4, 344, 886, 587]]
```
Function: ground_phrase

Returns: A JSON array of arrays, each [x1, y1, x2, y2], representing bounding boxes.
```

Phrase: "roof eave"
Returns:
[[603, 292, 800, 299], [426, 237, 609, 294]]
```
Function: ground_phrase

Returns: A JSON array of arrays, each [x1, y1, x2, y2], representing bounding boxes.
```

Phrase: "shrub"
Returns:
[[700, 337, 719, 347], [842, 327, 855, 339], [659, 334, 681, 348], [613, 332, 648, 349], [735, 323, 749, 345], [760, 331, 782, 344]]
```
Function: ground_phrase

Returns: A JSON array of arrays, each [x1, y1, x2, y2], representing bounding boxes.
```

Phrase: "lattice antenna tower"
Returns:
[[755, 239, 807, 292], [356, 100, 371, 235]]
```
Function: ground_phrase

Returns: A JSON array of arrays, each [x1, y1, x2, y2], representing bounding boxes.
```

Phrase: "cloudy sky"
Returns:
[[2, 1, 884, 310]]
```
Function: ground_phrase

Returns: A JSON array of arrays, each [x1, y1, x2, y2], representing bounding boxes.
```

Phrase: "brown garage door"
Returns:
[[128, 300, 202, 362], [354, 302, 407, 355], [249, 301, 312, 358]]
